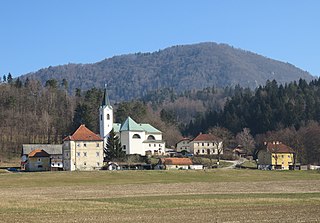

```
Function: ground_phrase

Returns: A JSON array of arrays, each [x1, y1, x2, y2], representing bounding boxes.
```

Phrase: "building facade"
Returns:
[[23, 149, 51, 172], [258, 141, 295, 170], [188, 133, 223, 155], [63, 125, 104, 171], [21, 144, 63, 171], [99, 86, 165, 156]]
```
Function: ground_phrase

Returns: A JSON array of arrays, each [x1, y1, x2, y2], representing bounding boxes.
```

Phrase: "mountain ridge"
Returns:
[[20, 42, 314, 101]]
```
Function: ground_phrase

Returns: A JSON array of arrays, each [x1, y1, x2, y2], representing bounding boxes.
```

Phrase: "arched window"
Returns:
[[132, 134, 141, 139], [107, 114, 110, 120], [147, 135, 155, 140]]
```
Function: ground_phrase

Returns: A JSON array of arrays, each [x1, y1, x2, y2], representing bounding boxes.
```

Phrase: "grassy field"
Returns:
[[0, 169, 320, 222]]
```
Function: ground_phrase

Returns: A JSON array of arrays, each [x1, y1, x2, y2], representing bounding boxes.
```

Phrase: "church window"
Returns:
[[107, 114, 110, 120], [132, 134, 141, 139], [147, 135, 155, 140]]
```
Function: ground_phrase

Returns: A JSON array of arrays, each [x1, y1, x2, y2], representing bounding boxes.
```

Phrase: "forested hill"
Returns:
[[21, 42, 313, 101]]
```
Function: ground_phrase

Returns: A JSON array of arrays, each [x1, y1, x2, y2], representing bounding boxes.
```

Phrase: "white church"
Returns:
[[99, 86, 166, 156]]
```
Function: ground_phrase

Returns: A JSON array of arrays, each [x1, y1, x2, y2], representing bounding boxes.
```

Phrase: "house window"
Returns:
[[107, 114, 110, 120], [197, 150, 200, 154], [38, 158, 41, 162], [96, 152, 100, 157], [159, 144, 161, 147], [84, 162, 86, 165], [83, 152, 87, 157], [202, 143, 204, 146], [77, 143, 81, 147], [149, 144, 151, 147], [66, 152, 69, 157], [77, 152, 80, 157], [154, 144, 156, 147], [197, 143, 200, 146], [207, 143, 210, 146], [202, 149, 205, 153], [96, 143, 99, 147], [132, 134, 141, 139], [84, 143, 87, 147], [97, 162, 100, 166], [123, 145, 126, 151]]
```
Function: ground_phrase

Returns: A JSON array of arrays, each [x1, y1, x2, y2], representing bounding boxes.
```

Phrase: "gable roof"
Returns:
[[120, 117, 144, 131], [28, 149, 50, 158], [139, 123, 161, 133], [22, 144, 62, 155], [266, 142, 295, 153], [192, 133, 221, 142], [162, 158, 193, 165], [63, 124, 102, 141]]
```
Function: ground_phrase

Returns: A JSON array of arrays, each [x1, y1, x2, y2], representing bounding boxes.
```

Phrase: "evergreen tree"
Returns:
[[105, 128, 125, 161]]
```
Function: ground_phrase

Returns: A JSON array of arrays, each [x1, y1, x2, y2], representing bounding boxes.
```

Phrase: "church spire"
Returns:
[[102, 84, 111, 107]]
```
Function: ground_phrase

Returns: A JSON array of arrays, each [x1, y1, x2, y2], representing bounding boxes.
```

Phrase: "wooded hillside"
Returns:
[[20, 42, 313, 101]]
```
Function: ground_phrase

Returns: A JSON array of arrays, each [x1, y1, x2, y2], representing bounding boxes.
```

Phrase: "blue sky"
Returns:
[[1, 0, 319, 77]]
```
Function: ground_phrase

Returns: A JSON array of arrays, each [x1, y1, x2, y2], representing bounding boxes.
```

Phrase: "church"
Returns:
[[99, 86, 166, 156]]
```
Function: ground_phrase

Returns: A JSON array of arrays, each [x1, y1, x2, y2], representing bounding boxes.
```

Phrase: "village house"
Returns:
[[63, 124, 104, 171], [257, 141, 295, 170], [189, 133, 223, 155], [22, 149, 50, 171], [21, 144, 63, 171], [156, 158, 203, 170], [99, 86, 165, 156], [176, 137, 191, 153]]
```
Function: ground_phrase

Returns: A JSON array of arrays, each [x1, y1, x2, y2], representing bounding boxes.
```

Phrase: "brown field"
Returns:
[[0, 169, 320, 222]]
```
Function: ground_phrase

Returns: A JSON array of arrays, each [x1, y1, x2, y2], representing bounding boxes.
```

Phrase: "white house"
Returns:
[[99, 86, 165, 156], [176, 138, 191, 153], [190, 133, 223, 155]]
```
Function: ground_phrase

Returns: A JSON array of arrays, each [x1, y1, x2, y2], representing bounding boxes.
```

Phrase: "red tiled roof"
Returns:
[[163, 158, 193, 165], [192, 133, 221, 142], [63, 124, 102, 141], [266, 142, 295, 153], [28, 149, 50, 158]]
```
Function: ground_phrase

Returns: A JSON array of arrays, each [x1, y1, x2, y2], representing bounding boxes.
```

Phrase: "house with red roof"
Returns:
[[189, 133, 223, 155], [23, 149, 50, 171], [258, 141, 295, 170], [63, 124, 104, 171]]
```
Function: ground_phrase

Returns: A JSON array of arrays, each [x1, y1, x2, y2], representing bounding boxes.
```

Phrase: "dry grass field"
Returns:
[[0, 169, 320, 223]]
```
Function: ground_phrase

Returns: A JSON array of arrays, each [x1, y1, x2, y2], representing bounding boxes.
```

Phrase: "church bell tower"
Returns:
[[99, 84, 113, 148]]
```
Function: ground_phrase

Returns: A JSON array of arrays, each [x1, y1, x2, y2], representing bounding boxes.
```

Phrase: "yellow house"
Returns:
[[258, 142, 295, 170]]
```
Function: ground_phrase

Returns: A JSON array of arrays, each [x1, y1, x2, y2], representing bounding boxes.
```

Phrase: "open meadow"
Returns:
[[0, 169, 320, 223]]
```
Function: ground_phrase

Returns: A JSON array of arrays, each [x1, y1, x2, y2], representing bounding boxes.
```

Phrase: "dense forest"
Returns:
[[20, 42, 313, 101], [0, 76, 320, 164]]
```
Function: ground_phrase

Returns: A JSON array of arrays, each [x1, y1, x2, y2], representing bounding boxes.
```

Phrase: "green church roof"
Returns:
[[120, 117, 144, 132], [139, 124, 161, 133], [113, 123, 121, 133]]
